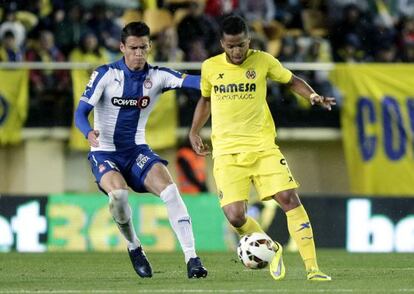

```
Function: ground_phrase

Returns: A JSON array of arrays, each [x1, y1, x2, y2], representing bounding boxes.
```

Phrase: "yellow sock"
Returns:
[[234, 216, 264, 236], [286, 205, 318, 271]]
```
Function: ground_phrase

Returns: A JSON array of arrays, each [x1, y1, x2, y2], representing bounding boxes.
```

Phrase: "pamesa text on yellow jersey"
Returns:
[[201, 50, 292, 157]]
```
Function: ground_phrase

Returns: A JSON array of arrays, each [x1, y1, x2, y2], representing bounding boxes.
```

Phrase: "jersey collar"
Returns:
[[120, 57, 149, 81]]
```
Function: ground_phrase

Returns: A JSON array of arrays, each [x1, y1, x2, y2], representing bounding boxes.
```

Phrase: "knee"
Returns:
[[108, 190, 131, 224], [226, 211, 246, 228], [109, 189, 128, 204], [275, 189, 301, 212]]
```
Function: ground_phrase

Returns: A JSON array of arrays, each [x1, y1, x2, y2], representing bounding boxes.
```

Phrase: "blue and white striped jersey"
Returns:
[[78, 58, 196, 152]]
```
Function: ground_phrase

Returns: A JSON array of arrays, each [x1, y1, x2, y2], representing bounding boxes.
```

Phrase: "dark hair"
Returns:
[[221, 15, 249, 37], [121, 22, 150, 44], [3, 30, 15, 39]]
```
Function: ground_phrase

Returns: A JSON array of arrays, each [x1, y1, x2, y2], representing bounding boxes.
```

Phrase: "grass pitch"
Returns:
[[0, 250, 413, 293]]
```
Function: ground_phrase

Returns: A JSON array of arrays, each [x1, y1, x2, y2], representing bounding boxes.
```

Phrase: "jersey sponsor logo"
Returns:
[[137, 96, 150, 108], [246, 69, 256, 79], [213, 83, 256, 94], [111, 96, 151, 109], [144, 79, 153, 89], [136, 153, 150, 169], [217, 73, 224, 79], [87, 71, 99, 87]]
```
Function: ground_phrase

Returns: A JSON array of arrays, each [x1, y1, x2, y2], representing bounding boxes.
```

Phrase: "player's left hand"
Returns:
[[310, 95, 336, 111]]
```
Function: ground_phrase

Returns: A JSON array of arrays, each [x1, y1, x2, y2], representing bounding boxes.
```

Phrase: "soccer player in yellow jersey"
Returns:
[[189, 15, 335, 281]]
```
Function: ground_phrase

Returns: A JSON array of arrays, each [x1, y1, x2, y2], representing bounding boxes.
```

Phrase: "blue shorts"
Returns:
[[88, 145, 168, 193]]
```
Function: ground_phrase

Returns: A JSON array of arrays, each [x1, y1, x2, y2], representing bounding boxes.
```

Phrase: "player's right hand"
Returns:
[[189, 133, 210, 156], [87, 130, 100, 147]]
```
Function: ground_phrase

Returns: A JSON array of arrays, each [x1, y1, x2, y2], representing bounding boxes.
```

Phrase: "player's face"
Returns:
[[220, 32, 250, 65], [120, 35, 151, 71]]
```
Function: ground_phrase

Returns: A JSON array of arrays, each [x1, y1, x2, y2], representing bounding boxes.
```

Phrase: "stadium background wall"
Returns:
[[0, 133, 348, 195], [1, 195, 413, 253]]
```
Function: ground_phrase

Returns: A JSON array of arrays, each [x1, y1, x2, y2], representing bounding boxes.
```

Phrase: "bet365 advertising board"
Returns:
[[0, 194, 413, 252]]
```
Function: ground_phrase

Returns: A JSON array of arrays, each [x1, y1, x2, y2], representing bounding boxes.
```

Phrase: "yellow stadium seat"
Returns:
[[143, 8, 173, 36], [301, 9, 326, 34], [122, 9, 142, 26], [173, 8, 189, 25]]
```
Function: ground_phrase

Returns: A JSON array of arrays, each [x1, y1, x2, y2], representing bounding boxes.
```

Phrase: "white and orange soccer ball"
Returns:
[[237, 232, 277, 269]]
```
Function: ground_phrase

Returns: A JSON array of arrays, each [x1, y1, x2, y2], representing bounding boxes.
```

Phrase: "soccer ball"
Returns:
[[237, 232, 276, 269]]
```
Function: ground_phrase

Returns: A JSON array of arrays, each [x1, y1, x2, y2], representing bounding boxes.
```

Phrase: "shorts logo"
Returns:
[[218, 190, 223, 200], [246, 69, 256, 79], [144, 79, 152, 89], [136, 154, 150, 169]]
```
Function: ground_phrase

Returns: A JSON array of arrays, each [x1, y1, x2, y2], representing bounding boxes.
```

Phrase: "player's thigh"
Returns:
[[126, 147, 168, 194], [143, 162, 174, 196], [100, 171, 128, 193], [252, 149, 298, 201], [213, 154, 251, 207], [88, 152, 127, 193]]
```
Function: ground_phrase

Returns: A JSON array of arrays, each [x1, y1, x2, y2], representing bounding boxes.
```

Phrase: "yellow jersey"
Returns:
[[201, 49, 292, 157]]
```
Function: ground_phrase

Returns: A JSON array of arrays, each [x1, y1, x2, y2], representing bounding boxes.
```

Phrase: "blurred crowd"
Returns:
[[1, 0, 413, 128]]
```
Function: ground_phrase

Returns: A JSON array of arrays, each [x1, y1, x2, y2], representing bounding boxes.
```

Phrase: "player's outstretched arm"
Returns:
[[189, 97, 211, 156], [182, 74, 201, 90], [287, 74, 336, 111]]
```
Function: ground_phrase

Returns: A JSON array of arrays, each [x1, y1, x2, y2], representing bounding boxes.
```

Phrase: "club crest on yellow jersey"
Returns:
[[246, 69, 256, 79]]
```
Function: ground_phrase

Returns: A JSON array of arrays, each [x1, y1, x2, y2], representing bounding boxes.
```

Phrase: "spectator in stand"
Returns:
[[25, 30, 70, 126], [0, 3, 26, 50], [336, 33, 367, 62], [69, 31, 109, 65], [204, 0, 239, 20], [239, 0, 275, 25], [326, 0, 370, 23], [86, 4, 122, 56], [371, 16, 399, 61], [0, 30, 24, 62], [177, 0, 221, 58], [329, 3, 374, 61], [54, 5, 88, 56], [398, 0, 414, 18], [400, 17, 414, 61], [153, 27, 184, 62]]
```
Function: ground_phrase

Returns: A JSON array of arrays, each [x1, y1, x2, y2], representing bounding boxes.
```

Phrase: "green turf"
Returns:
[[0, 250, 413, 293]]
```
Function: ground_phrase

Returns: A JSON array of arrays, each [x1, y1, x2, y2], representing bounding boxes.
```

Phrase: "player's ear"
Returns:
[[220, 39, 225, 50], [120, 42, 125, 53]]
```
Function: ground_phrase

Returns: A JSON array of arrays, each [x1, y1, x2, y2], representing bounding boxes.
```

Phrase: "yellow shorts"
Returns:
[[213, 148, 299, 207]]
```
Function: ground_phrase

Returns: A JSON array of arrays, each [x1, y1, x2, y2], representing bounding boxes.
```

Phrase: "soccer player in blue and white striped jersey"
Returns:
[[74, 22, 207, 279]]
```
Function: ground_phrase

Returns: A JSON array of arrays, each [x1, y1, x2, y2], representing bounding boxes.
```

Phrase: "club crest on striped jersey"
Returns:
[[144, 78, 153, 89], [246, 69, 256, 79]]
